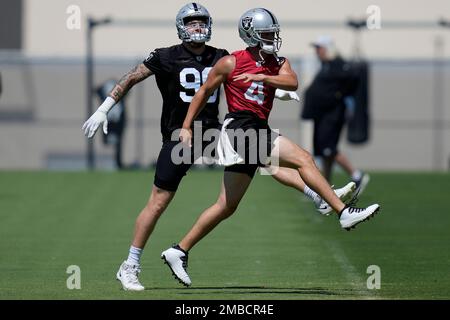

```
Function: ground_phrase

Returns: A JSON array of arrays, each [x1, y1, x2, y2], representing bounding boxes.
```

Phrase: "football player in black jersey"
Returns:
[[83, 3, 228, 291], [82, 3, 356, 290]]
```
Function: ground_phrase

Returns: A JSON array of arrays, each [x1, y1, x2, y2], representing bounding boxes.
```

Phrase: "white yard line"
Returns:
[[296, 194, 377, 298], [325, 240, 374, 298]]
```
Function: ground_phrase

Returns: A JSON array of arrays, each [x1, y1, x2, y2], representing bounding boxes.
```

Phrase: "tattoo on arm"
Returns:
[[109, 63, 152, 101]]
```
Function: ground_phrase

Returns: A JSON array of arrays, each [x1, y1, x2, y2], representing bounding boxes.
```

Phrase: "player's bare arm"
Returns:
[[179, 55, 235, 146], [110, 63, 153, 101], [232, 58, 298, 91], [83, 63, 153, 138]]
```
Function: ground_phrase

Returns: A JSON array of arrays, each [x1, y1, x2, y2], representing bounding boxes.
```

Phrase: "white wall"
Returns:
[[24, 0, 450, 59]]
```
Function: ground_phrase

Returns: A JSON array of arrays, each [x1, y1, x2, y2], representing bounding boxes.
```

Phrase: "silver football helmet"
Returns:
[[176, 3, 212, 43], [238, 8, 282, 54]]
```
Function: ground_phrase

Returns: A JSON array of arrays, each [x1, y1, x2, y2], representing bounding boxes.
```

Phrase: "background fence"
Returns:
[[1, 53, 449, 170]]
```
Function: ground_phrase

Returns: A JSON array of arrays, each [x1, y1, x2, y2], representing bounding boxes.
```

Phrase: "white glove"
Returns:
[[275, 89, 300, 101], [82, 97, 115, 138], [82, 110, 108, 138]]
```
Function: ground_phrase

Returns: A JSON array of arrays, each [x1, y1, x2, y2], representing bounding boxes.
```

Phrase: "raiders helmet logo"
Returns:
[[241, 17, 253, 31]]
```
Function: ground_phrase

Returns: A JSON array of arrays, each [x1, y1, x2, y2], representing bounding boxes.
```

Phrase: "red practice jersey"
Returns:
[[224, 49, 283, 120]]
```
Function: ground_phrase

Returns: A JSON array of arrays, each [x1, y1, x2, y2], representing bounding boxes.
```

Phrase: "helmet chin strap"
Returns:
[[258, 49, 266, 63]]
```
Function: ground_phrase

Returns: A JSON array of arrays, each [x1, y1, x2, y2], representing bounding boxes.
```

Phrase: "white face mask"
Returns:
[[257, 31, 282, 54]]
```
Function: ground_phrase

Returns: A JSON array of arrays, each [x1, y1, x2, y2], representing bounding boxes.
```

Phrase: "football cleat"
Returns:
[[161, 244, 191, 287], [339, 204, 380, 231], [315, 182, 357, 215], [353, 172, 370, 196], [116, 260, 145, 291]]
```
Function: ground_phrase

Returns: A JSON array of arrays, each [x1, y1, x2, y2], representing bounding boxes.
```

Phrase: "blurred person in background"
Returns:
[[302, 35, 370, 194], [96, 79, 127, 169]]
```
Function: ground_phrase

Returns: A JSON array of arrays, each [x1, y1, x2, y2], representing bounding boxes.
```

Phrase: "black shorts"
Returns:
[[313, 104, 345, 157], [154, 123, 221, 192], [223, 111, 279, 178]]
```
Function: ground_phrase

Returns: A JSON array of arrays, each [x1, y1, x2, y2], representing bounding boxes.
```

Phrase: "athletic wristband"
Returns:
[[97, 97, 116, 114]]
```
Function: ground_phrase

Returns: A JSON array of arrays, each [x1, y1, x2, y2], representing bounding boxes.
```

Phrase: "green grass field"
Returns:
[[0, 170, 449, 299]]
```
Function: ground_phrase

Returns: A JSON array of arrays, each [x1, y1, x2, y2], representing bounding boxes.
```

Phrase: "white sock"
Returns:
[[304, 185, 321, 205], [352, 170, 363, 181], [126, 246, 143, 266]]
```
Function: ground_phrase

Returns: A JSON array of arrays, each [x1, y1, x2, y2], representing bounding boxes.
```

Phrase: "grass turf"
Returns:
[[0, 170, 449, 299]]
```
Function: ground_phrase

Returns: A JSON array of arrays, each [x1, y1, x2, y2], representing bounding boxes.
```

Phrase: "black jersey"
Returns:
[[143, 44, 229, 141]]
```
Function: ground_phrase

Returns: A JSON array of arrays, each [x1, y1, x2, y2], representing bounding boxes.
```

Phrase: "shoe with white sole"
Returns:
[[161, 244, 191, 287], [116, 260, 145, 291], [339, 204, 380, 231], [315, 182, 357, 215]]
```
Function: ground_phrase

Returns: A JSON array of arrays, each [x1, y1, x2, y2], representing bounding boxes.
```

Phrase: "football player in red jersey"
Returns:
[[161, 8, 381, 286]]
